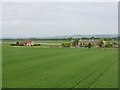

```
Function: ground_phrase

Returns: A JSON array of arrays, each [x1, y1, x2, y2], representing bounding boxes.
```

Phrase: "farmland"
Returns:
[[2, 45, 118, 88]]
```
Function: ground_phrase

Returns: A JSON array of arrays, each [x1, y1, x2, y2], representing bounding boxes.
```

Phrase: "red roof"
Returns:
[[20, 40, 32, 44]]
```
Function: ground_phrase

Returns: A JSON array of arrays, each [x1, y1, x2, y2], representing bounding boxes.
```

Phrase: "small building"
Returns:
[[79, 40, 100, 48], [20, 40, 33, 46]]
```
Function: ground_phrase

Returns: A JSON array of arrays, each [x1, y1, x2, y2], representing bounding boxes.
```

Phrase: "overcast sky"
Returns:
[[2, 2, 118, 38]]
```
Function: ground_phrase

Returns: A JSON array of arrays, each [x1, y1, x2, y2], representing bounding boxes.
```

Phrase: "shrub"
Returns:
[[33, 44, 41, 46], [105, 41, 113, 48], [61, 42, 70, 47]]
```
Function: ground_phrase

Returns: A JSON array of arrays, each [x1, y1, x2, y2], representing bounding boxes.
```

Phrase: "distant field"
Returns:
[[2, 46, 118, 88], [2, 40, 67, 45], [2, 40, 66, 47]]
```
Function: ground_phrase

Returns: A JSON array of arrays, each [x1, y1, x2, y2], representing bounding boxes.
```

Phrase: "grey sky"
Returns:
[[2, 2, 118, 38]]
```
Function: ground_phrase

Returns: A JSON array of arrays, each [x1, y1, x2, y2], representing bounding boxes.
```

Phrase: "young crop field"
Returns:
[[2, 46, 118, 88]]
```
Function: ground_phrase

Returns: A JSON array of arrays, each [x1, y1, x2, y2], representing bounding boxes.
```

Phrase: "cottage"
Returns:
[[20, 40, 33, 46], [79, 40, 100, 48]]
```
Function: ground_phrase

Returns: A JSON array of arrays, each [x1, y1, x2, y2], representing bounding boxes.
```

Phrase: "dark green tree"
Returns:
[[16, 41, 19, 45], [97, 39, 103, 48], [91, 36, 95, 40], [88, 43, 92, 48], [72, 39, 79, 46]]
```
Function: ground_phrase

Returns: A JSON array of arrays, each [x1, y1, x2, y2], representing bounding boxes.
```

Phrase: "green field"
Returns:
[[2, 46, 118, 88]]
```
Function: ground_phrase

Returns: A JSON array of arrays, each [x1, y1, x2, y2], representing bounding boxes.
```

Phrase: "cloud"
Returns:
[[2, 2, 118, 38]]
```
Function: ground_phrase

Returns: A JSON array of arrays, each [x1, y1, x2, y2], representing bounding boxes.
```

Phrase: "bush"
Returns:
[[11, 44, 17, 46], [61, 42, 70, 47], [105, 41, 113, 48], [33, 44, 41, 46]]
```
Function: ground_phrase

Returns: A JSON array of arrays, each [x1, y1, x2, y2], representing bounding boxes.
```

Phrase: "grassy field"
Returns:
[[2, 46, 118, 88]]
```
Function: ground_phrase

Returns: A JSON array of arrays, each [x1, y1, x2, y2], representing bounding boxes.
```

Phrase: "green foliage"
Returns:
[[16, 41, 19, 45], [61, 42, 70, 47], [103, 38, 112, 41], [91, 36, 95, 40], [88, 43, 92, 48], [33, 44, 41, 46], [105, 41, 113, 48], [72, 39, 79, 46], [67, 37, 72, 41], [97, 40, 103, 48]]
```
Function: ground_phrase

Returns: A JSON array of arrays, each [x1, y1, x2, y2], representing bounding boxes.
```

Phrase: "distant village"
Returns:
[[10, 37, 119, 48]]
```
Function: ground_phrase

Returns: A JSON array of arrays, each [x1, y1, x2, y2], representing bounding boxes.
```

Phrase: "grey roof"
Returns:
[[80, 40, 100, 43]]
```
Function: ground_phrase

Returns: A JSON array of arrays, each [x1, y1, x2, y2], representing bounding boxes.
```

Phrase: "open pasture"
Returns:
[[2, 46, 118, 88]]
